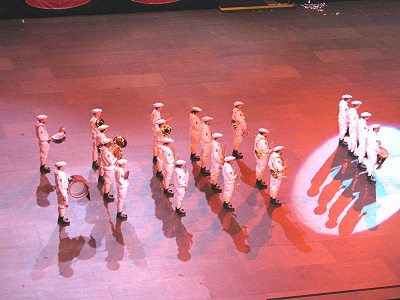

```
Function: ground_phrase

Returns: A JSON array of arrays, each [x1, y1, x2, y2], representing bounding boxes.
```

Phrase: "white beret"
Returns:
[[273, 146, 284, 152], [175, 159, 186, 166], [370, 124, 381, 129], [351, 100, 362, 106], [202, 116, 213, 122], [156, 119, 166, 125], [153, 102, 164, 108], [55, 161, 67, 167], [101, 138, 112, 144], [341, 94, 352, 99], [91, 108, 102, 113], [36, 114, 48, 120], [117, 159, 127, 165], [191, 106, 202, 112], [258, 128, 269, 134], [164, 137, 174, 143], [234, 101, 244, 106], [97, 124, 109, 131], [360, 112, 372, 117], [212, 133, 223, 139], [224, 156, 236, 162]]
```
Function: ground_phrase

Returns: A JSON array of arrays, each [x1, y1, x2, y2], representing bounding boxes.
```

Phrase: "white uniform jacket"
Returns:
[[254, 134, 271, 158], [366, 130, 381, 156], [151, 109, 161, 132], [232, 108, 247, 132], [36, 121, 49, 142], [174, 167, 189, 189], [189, 113, 201, 135], [211, 140, 224, 165], [268, 152, 284, 175], [115, 167, 129, 189], [200, 122, 211, 145], [89, 116, 99, 139], [54, 169, 69, 198], [101, 147, 117, 171], [222, 162, 237, 185]]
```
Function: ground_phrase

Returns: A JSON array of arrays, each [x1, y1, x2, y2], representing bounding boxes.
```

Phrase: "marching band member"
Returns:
[[89, 108, 102, 170], [115, 159, 129, 220], [96, 124, 109, 185], [199, 116, 213, 176], [173, 160, 189, 217], [231, 101, 248, 159], [366, 124, 382, 183], [189, 106, 203, 162], [161, 137, 175, 198], [210, 133, 224, 193], [254, 128, 272, 189], [151, 102, 164, 164], [155, 119, 167, 180], [268, 146, 285, 207], [54, 161, 70, 226], [101, 138, 117, 202], [338, 94, 352, 146], [347, 100, 362, 156], [222, 156, 237, 212], [356, 112, 372, 169], [36, 114, 52, 174]]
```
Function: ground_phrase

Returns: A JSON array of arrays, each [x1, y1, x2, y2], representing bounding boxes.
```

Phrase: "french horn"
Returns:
[[161, 124, 172, 135], [95, 118, 105, 127], [110, 136, 128, 160]]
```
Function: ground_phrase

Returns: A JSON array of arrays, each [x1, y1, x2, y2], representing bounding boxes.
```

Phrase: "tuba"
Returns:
[[95, 118, 105, 127], [68, 175, 91, 201], [161, 124, 172, 135]]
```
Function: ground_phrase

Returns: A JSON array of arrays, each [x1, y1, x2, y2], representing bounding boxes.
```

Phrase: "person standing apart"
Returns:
[[210, 133, 224, 193], [338, 94, 352, 146], [366, 124, 382, 183], [347, 100, 362, 157], [222, 156, 237, 212], [356, 112, 372, 169], [254, 128, 272, 189], [89, 108, 102, 170], [189, 106, 202, 162], [101, 138, 117, 202], [115, 159, 129, 220], [54, 161, 71, 226], [231, 101, 248, 159], [199, 116, 213, 176], [268, 146, 286, 208], [36, 114, 52, 174], [173, 160, 189, 217]]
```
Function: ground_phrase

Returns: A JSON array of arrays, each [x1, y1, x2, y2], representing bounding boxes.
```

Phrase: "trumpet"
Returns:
[[95, 118, 105, 127]]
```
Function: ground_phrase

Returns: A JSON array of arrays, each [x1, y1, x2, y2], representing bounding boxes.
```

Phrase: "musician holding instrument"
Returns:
[[160, 137, 175, 198], [338, 94, 352, 146], [356, 112, 372, 170], [54, 161, 70, 226], [115, 159, 129, 221], [96, 124, 109, 185], [231, 101, 248, 159], [89, 108, 102, 170], [151, 102, 164, 165], [189, 106, 203, 162], [173, 160, 189, 217], [366, 124, 382, 183], [222, 156, 237, 212], [155, 119, 168, 181], [268, 146, 285, 207], [199, 116, 213, 176], [36, 114, 52, 174], [101, 138, 117, 202], [210, 133, 224, 193], [347, 100, 362, 157], [254, 128, 272, 190]]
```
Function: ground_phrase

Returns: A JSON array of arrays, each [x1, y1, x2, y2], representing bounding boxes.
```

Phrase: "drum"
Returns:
[[52, 132, 66, 144], [68, 175, 90, 200], [377, 147, 389, 169]]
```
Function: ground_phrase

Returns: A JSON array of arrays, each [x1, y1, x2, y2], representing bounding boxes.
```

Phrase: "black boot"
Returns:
[[57, 216, 70, 226], [270, 197, 282, 207], [223, 202, 235, 212], [164, 188, 174, 198], [116, 211, 128, 221], [98, 175, 104, 185], [103, 193, 114, 202], [255, 179, 267, 189], [175, 207, 187, 217], [190, 153, 200, 162], [92, 161, 99, 170], [156, 171, 164, 181], [339, 139, 347, 146], [367, 175, 376, 183], [232, 150, 243, 159], [200, 167, 211, 176], [153, 156, 158, 165], [40, 165, 50, 174], [211, 184, 222, 193], [357, 162, 366, 170]]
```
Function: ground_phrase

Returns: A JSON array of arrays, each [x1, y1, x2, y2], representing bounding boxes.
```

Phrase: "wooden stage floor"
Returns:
[[0, 1, 399, 299]]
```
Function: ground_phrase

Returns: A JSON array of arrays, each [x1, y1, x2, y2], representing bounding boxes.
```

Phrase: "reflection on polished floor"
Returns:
[[0, 1, 400, 299]]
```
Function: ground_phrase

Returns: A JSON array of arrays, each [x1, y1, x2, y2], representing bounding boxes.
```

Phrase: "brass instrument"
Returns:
[[377, 147, 389, 169], [110, 136, 128, 160], [161, 124, 172, 135], [231, 119, 239, 129], [67, 175, 91, 201], [270, 158, 287, 179], [95, 118, 105, 127]]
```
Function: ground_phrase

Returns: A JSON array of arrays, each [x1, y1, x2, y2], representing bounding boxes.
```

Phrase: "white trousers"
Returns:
[[255, 155, 268, 180], [270, 175, 282, 199], [163, 164, 174, 189], [210, 160, 221, 184], [56, 189, 68, 209], [117, 186, 127, 212], [200, 142, 211, 168], [104, 168, 114, 193], [190, 131, 200, 154], [233, 128, 244, 150], [174, 187, 185, 209], [348, 128, 358, 153], [338, 119, 348, 140], [223, 182, 234, 203], [39, 141, 49, 165], [357, 137, 367, 164], [366, 150, 378, 176], [92, 138, 98, 162]]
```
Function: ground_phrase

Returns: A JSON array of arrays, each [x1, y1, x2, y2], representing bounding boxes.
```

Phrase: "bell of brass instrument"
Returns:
[[113, 136, 127, 148], [110, 136, 128, 160], [95, 118, 105, 127], [161, 124, 172, 135]]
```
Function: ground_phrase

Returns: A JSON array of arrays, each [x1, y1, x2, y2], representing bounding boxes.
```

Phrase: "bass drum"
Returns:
[[68, 175, 91, 200], [377, 147, 389, 169]]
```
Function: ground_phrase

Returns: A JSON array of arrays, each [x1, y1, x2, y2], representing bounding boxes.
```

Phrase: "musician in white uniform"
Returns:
[[89, 108, 102, 170], [101, 138, 117, 202], [199, 116, 213, 176], [366, 124, 382, 183], [268, 146, 285, 207], [160, 137, 175, 198], [254, 128, 272, 189], [222, 156, 237, 212], [54, 161, 70, 226], [115, 159, 129, 220], [151, 102, 164, 164], [155, 119, 168, 180], [173, 160, 189, 217], [36, 115, 51, 174], [338, 94, 352, 146], [347, 100, 362, 156], [231, 101, 248, 159], [210, 133, 224, 193], [356, 112, 372, 169], [189, 106, 202, 162], [96, 124, 109, 185]]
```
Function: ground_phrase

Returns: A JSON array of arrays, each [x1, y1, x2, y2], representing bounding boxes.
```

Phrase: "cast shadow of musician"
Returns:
[[150, 169, 193, 261], [36, 174, 54, 207], [192, 162, 250, 254]]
